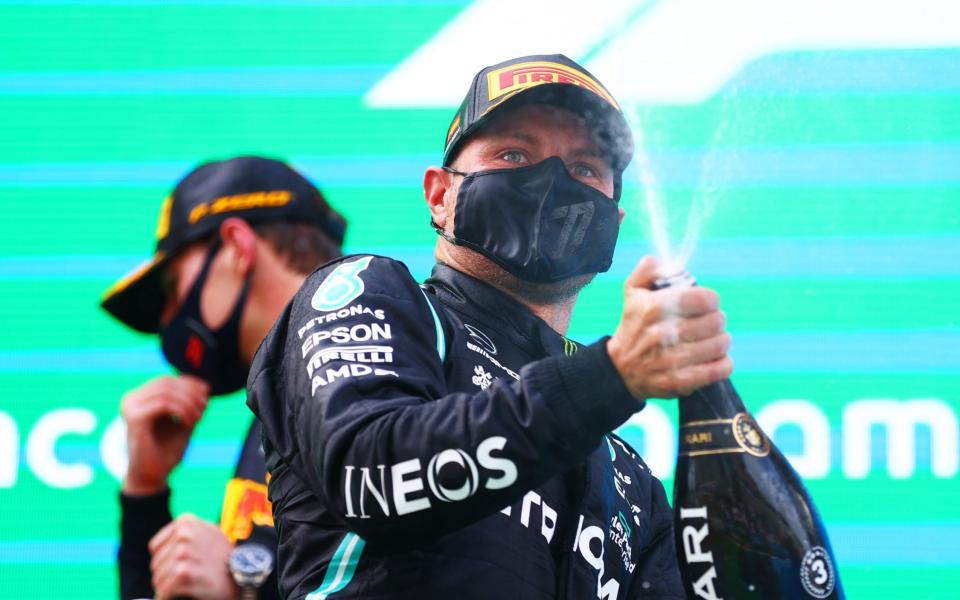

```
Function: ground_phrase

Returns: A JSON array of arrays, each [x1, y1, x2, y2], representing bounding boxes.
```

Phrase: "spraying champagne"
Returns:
[[658, 273, 844, 600]]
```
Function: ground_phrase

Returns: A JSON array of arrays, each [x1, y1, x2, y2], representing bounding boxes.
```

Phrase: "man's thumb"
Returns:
[[625, 255, 661, 290]]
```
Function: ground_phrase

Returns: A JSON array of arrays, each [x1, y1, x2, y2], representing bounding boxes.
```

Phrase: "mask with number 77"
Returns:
[[435, 156, 620, 283]]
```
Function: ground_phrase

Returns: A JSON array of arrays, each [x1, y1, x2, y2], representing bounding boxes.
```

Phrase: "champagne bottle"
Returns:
[[657, 274, 844, 599], [673, 379, 844, 599]]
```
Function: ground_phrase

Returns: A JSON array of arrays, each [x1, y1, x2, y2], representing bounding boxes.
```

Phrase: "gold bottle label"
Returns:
[[680, 413, 770, 458], [732, 412, 771, 457]]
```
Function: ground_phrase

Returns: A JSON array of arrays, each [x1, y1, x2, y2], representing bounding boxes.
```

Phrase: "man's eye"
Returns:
[[501, 151, 525, 163], [571, 163, 598, 178]]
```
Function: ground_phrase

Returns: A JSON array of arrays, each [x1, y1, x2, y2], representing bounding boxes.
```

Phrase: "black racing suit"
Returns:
[[118, 419, 280, 600], [247, 255, 685, 599]]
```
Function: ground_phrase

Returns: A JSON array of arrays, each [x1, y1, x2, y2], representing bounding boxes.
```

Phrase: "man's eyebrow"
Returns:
[[570, 146, 605, 159], [494, 130, 538, 145]]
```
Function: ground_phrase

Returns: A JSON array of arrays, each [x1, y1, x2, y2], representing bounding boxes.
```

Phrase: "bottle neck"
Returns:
[[678, 378, 747, 422]]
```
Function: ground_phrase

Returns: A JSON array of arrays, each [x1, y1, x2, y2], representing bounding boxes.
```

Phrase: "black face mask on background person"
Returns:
[[435, 156, 621, 283], [160, 238, 252, 396]]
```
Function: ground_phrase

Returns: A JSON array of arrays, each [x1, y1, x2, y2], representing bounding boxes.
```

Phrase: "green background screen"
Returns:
[[0, 1, 957, 598]]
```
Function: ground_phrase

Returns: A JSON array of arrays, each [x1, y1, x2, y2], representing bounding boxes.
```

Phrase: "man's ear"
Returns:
[[423, 166, 454, 229], [218, 217, 257, 276]]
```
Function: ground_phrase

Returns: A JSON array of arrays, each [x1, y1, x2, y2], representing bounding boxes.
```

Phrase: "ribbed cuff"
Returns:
[[120, 488, 173, 548], [529, 337, 641, 446], [118, 489, 173, 600]]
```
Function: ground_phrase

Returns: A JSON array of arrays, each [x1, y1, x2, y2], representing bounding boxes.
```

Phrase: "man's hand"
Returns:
[[121, 375, 210, 496], [607, 256, 733, 400], [149, 514, 239, 600]]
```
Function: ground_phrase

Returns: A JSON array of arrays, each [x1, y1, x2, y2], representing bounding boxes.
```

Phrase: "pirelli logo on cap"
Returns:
[[188, 189, 293, 224], [486, 61, 620, 111]]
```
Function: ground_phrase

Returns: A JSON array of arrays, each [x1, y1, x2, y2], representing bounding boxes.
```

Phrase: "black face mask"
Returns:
[[437, 156, 620, 283], [160, 238, 252, 396]]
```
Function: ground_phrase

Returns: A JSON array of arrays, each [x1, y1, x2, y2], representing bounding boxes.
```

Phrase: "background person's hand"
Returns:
[[149, 513, 239, 600], [121, 375, 210, 496], [607, 256, 733, 400]]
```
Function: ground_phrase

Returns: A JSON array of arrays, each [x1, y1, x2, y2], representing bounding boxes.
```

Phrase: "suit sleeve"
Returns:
[[117, 490, 171, 600], [248, 255, 641, 544]]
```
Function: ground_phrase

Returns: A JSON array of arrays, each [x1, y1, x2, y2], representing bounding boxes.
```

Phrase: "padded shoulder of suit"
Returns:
[[292, 254, 422, 315]]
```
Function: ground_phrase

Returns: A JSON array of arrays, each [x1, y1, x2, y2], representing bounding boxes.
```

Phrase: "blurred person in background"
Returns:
[[248, 55, 731, 599], [101, 156, 346, 600]]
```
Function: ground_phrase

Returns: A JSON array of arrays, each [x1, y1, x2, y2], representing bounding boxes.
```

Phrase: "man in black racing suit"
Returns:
[[248, 54, 733, 599]]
